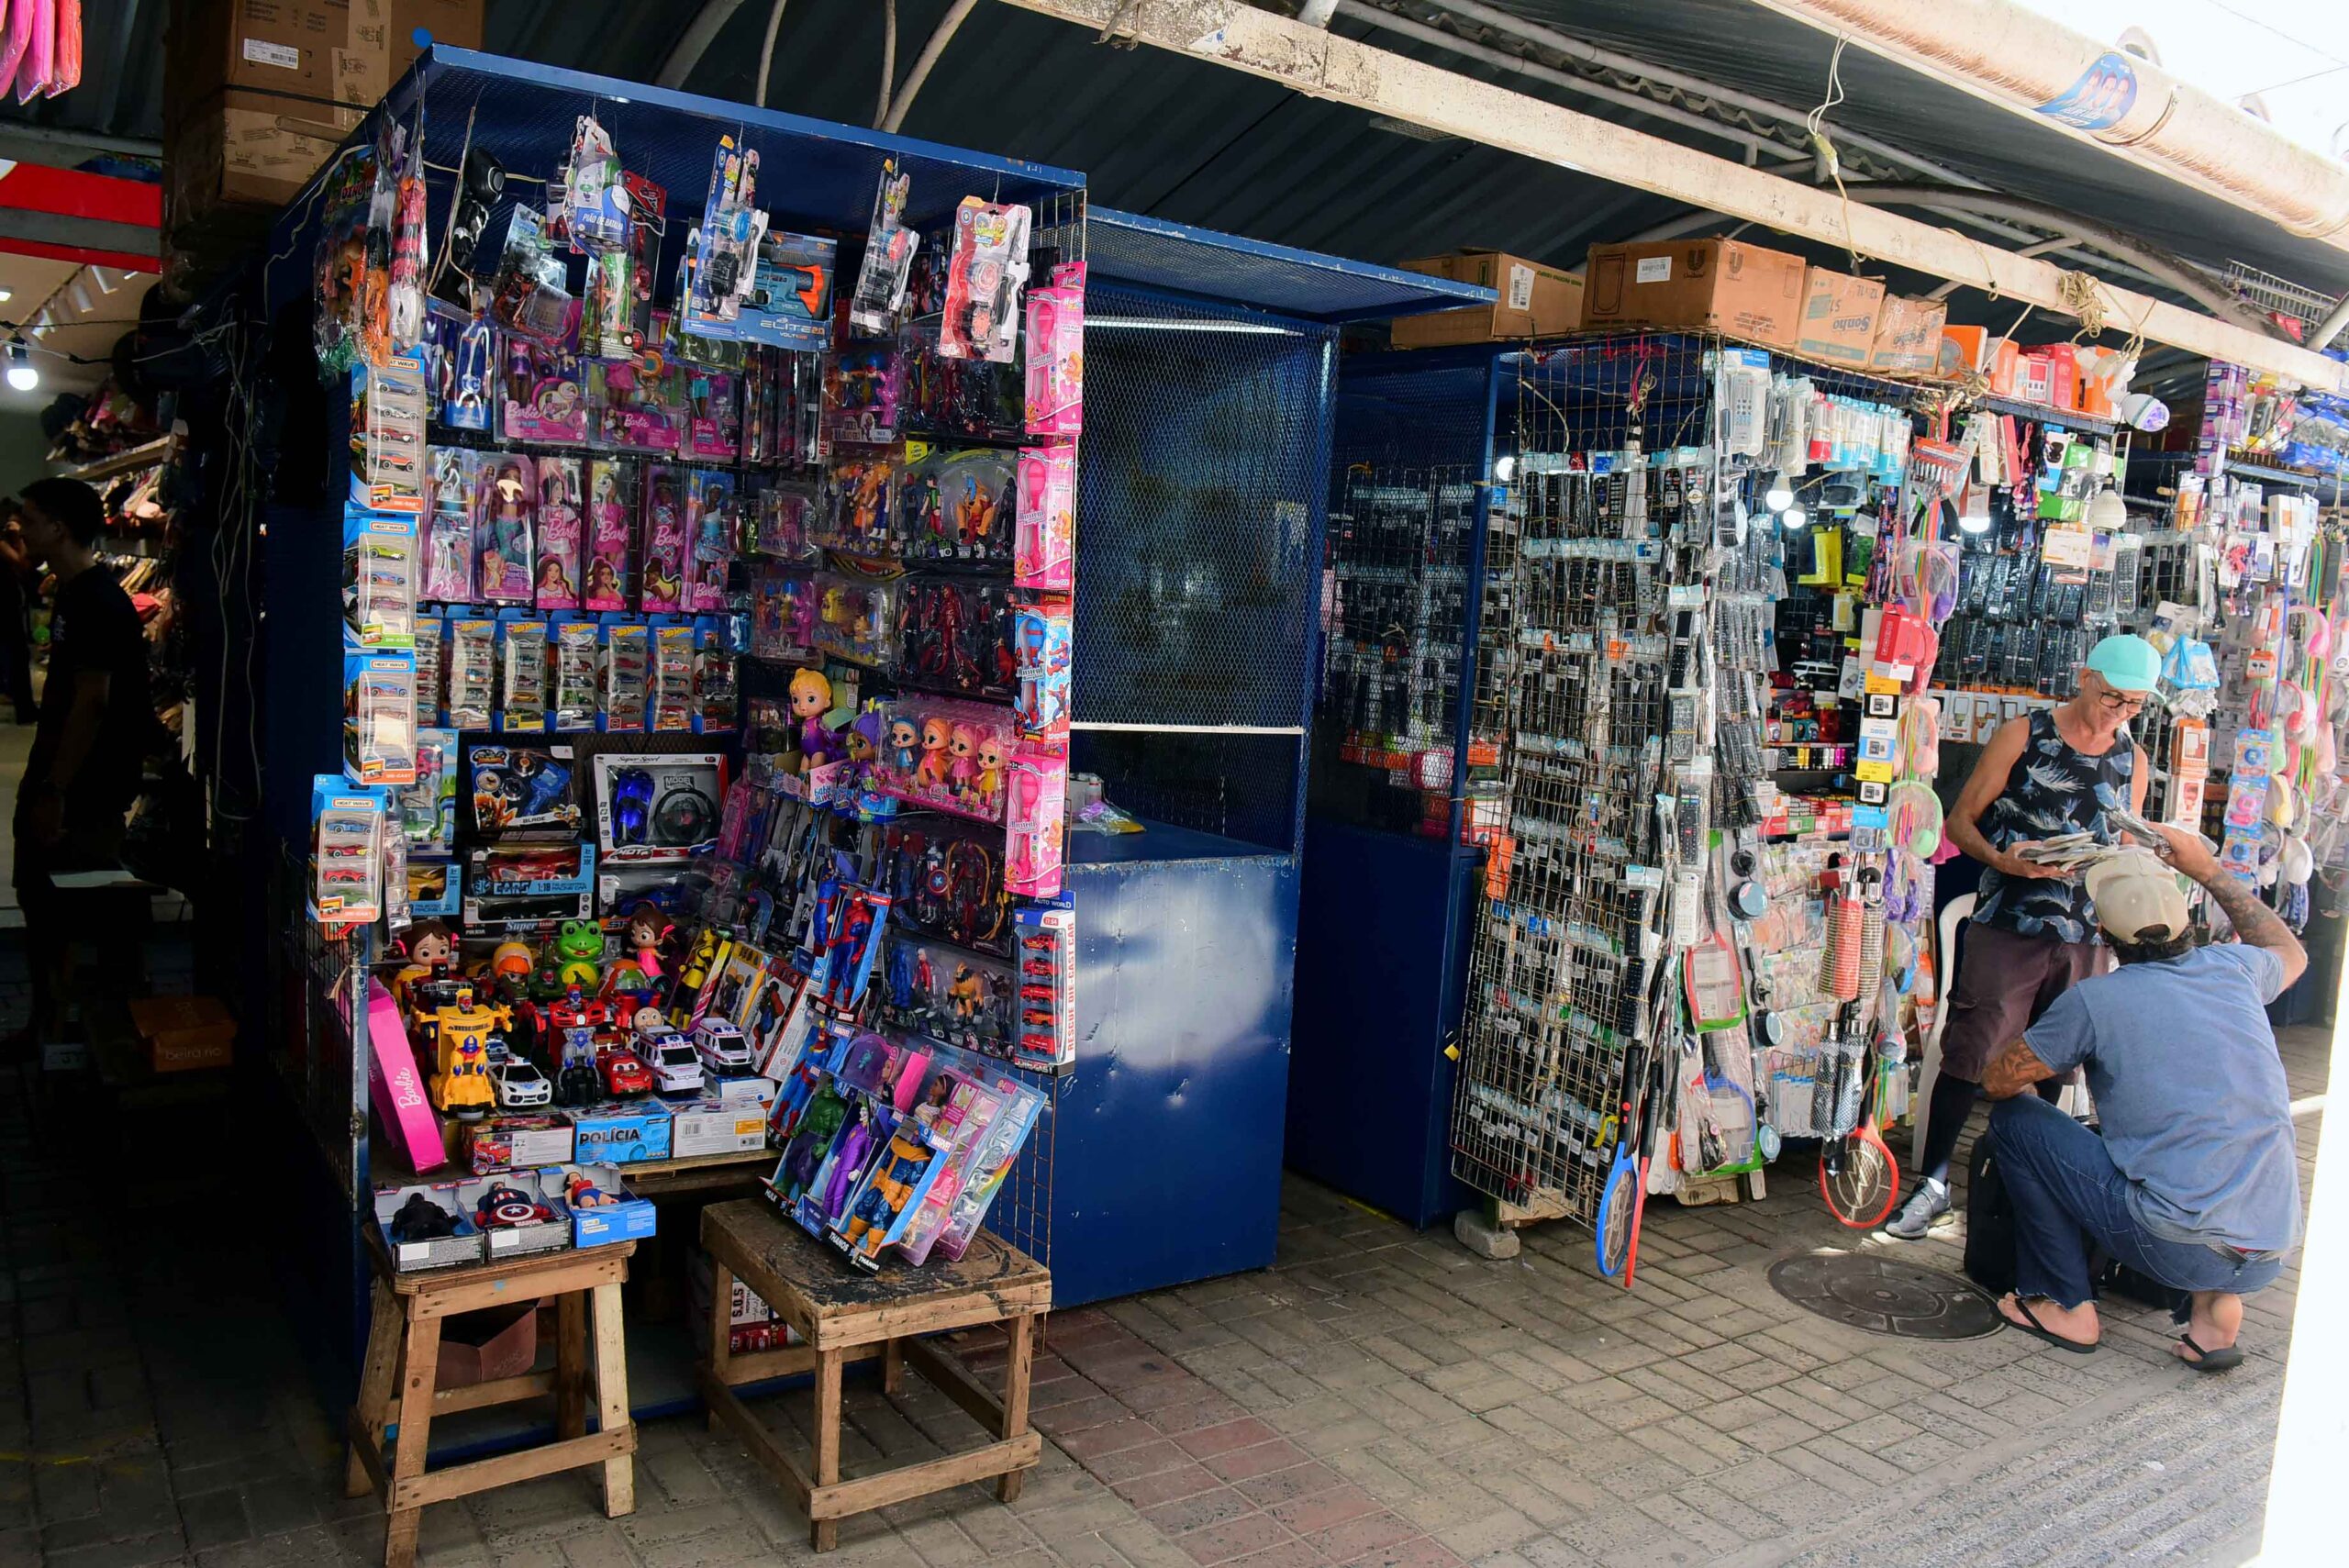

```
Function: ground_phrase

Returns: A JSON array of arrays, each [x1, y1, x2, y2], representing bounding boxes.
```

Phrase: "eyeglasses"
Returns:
[[2091, 684, 2145, 713]]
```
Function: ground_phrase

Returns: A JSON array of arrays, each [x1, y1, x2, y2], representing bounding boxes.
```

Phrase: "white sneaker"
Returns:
[[1884, 1178, 1951, 1240]]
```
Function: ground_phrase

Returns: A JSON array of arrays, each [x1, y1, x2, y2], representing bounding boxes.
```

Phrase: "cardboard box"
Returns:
[[1796, 268, 1886, 366], [373, 1178, 486, 1272], [671, 1092, 774, 1160], [129, 995, 237, 1073], [463, 1116, 575, 1175], [1391, 250, 1585, 349], [1939, 324, 1988, 379], [565, 1164, 657, 1248], [166, 0, 483, 126], [437, 1304, 537, 1388], [473, 1168, 573, 1261], [1866, 295, 1949, 374], [1581, 239, 1807, 348]]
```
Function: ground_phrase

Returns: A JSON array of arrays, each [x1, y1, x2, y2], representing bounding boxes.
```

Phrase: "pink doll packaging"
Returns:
[[639, 463, 690, 612], [473, 454, 537, 604], [685, 366, 741, 461], [1023, 261, 1085, 437], [534, 456, 584, 609], [1006, 746, 1067, 898], [501, 335, 588, 445], [869, 697, 1016, 824], [683, 468, 738, 612], [584, 458, 635, 610], [592, 358, 685, 453], [1015, 447, 1075, 592], [423, 448, 478, 602]]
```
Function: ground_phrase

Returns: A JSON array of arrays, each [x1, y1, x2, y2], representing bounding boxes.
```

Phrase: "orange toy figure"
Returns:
[[951, 472, 999, 551], [915, 717, 953, 788], [948, 963, 984, 1020], [429, 984, 511, 1121], [946, 724, 981, 800], [841, 1127, 937, 1259]]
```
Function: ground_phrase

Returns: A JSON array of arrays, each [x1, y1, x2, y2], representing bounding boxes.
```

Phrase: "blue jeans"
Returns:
[[1989, 1095, 2285, 1308]]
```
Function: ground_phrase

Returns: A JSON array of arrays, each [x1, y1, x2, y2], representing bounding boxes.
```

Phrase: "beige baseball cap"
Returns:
[[2085, 848, 2193, 944]]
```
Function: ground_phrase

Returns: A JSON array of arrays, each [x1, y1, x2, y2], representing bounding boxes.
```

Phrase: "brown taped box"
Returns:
[[163, 86, 351, 256], [1580, 239, 1807, 349], [1392, 251, 1585, 348], [1796, 267, 1886, 367], [128, 995, 236, 1073], [1869, 295, 1950, 375], [165, 0, 482, 127]]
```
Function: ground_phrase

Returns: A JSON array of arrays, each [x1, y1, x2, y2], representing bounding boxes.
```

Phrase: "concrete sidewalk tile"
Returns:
[[1266, 1484, 1381, 1535], [1060, 1419, 1166, 1463], [1115, 1463, 1225, 1511], [1140, 1488, 1262, 1539], [1207, 1441, 1311, 1485], [1174, 1420, 1280, 1462], [1231, 1462, 1342, 1510], [1174, 1513, 1290, 1566], [1087, 1440, 1196, 1486], [1300, 1511, 1420, 1562]]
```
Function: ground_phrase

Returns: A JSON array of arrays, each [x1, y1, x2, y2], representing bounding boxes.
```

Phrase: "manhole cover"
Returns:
[[1768, 1253, 2003, 1339]]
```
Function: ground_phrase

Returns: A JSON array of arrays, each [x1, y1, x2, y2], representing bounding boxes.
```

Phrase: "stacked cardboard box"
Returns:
[[1391, 251, 1585, 348], [163, 0, 483, 261]]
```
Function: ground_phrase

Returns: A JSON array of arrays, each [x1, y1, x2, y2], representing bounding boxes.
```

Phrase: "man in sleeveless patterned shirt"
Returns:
[[1884, 635, 2155, 1240]]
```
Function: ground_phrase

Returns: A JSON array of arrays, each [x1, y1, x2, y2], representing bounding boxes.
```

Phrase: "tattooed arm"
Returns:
[[1982, 1037, 2057, 1100], [2154, 824, 2306, 991]]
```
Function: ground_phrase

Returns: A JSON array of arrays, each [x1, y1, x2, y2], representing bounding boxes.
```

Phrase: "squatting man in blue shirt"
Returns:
[[1981, 822, 2304, 1372]]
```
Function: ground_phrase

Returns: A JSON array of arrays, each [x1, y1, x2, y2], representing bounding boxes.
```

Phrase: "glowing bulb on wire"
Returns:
[[1493, 453, 1517, 484], [1765, 472, 1794, 512], [1779, 505, 1808, 530], [6, 341, 37, 393]]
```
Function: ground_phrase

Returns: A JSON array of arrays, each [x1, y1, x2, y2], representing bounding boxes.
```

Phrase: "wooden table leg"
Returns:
[[997, 1313, 1035, 1504], [556, 1291, 587, 1441], [882, 1337, 904, 1396], [590, 1281, 635, 1518], [811, 1346, 843, 1552], [346, 1280, 401, 1499], [706, 1259, 735, 1431], [383, 1310, 441, 1568]]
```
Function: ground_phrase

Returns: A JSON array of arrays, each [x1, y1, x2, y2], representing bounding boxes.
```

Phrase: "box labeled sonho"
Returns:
[[1581, 239, 1807, 348], [671, 1092, 774, 1159]]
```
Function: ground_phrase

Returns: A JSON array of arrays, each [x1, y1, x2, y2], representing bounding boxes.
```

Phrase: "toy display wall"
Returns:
[[217, 48, 1497, 1392], [1291, 346, 1508, 1228]]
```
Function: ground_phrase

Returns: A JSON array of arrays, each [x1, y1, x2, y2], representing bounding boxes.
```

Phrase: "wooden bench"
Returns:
[[698, 1198, 1051, 1551], [345, 1233, 637, 1568]]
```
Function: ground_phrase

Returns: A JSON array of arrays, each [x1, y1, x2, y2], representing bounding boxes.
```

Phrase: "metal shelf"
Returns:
[[59, 435, 174, 484]]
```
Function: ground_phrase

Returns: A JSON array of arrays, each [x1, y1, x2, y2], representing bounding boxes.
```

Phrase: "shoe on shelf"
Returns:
[[1884, 1177, 1951, 1240]]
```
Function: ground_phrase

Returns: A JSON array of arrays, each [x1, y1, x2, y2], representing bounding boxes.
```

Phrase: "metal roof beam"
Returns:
[[1746, 0, 2349, 256], [996, 0, 2344, 391]]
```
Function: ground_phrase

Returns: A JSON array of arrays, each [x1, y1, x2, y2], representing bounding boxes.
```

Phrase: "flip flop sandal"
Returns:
[[2176, 1332, 2244, 1373], [2001, 1296, 2099, 1354]]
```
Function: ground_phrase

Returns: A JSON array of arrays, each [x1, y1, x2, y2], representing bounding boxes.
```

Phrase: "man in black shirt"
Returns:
[[12, 477, 151, 1034]]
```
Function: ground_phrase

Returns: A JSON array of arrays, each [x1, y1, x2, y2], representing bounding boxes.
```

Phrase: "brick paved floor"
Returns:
[[0, 990, 2325, 1568]]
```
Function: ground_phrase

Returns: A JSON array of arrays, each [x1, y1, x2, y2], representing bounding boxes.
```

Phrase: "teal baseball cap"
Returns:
[[2086, 633, 2161, 695]]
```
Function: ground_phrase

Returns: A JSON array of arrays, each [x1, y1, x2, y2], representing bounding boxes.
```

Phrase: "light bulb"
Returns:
[[1959, 505, 1993, 534], [1493, 452, 1517, 484], [2085, 483, 2128, 532], [0, 286, 13, 304], [1765, 472, 1794, 511], [6, 341, 37, 393], [1779, 505, 1808, 530]]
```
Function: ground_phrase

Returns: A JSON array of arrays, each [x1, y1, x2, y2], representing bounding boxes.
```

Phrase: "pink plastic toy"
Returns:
[[584, 458, 634, 610], [535, 457, 584, 609], [1023, 262, 1085, 437], [1015, 447, 1074, 593], [1006, 747, 1067, 898], [365, 979, 450, 1173]]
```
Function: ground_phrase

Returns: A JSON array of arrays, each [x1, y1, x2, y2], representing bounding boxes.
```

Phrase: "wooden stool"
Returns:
[[697, 1199, 1050, 1551], [345, 1233, 639, 1568]]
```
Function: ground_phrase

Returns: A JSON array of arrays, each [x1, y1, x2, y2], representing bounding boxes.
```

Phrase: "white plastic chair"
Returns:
[[1913, 892, 1974, 1173]]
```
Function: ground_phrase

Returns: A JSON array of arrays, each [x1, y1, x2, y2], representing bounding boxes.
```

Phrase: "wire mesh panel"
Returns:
[[268, 846, 373, 1205], [1071, 284, 1335, 851], [1314, 354, 1500, 837], [1449, 334, 1720, 1215], [981, 1068, 1057, 1267]]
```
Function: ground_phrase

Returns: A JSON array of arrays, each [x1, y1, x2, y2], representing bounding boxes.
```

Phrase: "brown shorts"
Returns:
[[1939, 921, 2102, 1083]]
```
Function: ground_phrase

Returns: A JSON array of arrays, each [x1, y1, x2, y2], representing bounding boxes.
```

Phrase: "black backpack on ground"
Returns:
[[1963, 1124, 2189, 1320]]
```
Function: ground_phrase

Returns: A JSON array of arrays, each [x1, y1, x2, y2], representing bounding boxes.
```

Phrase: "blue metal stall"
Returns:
[[1046, 216, 1491, 1304], [1289, 346, 1513, 1229]]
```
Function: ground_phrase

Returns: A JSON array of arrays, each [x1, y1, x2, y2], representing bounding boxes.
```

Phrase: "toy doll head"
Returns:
[[536, 558, 569, 592], [587, 559, 618, 595], [888, 718, 920, 754], [495, 463, 526, 506], [627, 904, 666, 950], [789, 666, 831, 720], [408, 920, 455, 970], [921, 717, 951, 752], [977, 736, 1006, 774], [949, 725, 977, 764], [479, 548, 505, 583]]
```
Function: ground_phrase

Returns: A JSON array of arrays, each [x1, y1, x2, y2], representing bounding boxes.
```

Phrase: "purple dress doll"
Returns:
[[822, 1109, 877, 1222]]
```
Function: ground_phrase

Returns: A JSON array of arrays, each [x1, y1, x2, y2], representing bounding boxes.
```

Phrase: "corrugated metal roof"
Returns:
[[12, 0, 2344, 314]]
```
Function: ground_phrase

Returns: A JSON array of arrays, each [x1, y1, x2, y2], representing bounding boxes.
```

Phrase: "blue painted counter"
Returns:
[[1040, 825, 1300, 1307], [1286, 819, 1479, 1229]]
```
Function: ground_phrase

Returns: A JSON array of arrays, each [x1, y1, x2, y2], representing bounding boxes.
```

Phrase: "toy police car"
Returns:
[[645, 1033, 705, 1096], [492, 1057, 552, 1109]]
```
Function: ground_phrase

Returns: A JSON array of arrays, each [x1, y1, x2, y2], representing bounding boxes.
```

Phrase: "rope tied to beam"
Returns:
[[2058, 269, 2110, 339]]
